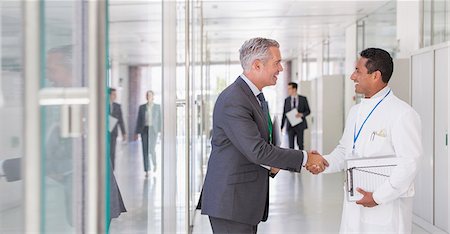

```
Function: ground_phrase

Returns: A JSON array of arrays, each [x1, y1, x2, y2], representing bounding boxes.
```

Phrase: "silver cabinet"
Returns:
[[411, 45, 450, 232], [309, 75, 345, 154], [434, 47, 449, 232], [411, 51, 435, 224]]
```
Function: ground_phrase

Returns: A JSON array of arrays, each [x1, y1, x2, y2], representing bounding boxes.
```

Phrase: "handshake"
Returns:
[[305, 150, 329, 174]]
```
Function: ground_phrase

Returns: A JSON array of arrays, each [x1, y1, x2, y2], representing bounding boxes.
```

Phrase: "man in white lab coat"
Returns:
[[311, 48, 423, 233]]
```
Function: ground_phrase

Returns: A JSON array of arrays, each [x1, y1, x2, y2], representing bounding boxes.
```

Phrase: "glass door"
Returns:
[[21, 1, 109, 233]]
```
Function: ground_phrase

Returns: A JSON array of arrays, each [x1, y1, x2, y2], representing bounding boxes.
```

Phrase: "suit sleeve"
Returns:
[[302, 96, 310, 117], [219, 96, 304, 172], [373, 109, 422, 205], [281, 99, 287, 129], [135, 106, 143, 134], [117, 104, 126, 135], [157, 105, 162, 133]]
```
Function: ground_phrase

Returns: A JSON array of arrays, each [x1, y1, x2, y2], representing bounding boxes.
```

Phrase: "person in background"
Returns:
[[109, 88, 126, 170], [281, 82, 310, 150], [134, 90, 161, 177]]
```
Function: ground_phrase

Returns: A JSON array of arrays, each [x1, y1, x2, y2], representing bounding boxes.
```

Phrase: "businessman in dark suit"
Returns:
[[109, 88, 126, 170], [201, 38, 328, 233], [281, 82, 310, 150], [134, 90, 161, 177]]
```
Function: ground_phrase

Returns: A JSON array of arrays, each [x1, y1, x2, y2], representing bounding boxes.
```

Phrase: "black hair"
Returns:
[[288, 82, 298, 90], [360, 48, 394, 83]]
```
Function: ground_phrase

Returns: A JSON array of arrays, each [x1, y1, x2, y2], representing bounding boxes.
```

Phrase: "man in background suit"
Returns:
[[281, 82, 310, 150], [201, 37, 328, 233], [109, 88, 126, 170], [134, 90, 161, 177]]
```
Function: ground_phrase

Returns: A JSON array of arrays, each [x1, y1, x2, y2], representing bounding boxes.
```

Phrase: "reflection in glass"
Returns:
[[0, 1, 25, 232]]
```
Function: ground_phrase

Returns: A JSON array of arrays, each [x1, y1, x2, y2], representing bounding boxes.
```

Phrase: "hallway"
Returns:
[[110, 137, 431, 233]]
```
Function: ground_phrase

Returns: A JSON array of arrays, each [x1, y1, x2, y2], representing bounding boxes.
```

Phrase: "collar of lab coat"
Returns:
[[360, 86, 391, 104]]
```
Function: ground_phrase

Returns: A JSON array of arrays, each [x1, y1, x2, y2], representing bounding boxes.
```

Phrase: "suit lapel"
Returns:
[[235, 77, 269, 139]]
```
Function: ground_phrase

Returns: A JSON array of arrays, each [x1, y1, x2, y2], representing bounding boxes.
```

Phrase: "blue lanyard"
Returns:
[[353, 89, 391, 150]]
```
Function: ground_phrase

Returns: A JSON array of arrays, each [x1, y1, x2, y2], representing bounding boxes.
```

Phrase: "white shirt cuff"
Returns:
[[260, 164, 270, 170], [301, 150, 308, 167]]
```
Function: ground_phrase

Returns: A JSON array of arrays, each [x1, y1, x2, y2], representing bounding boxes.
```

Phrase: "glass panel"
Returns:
[[41, 1, 86, 232], [360, 1, 397, 57], [176, 0, 187, 232], [433, 0, 448, 45], [0, 1, 25, 232], [108, 1, 163, 233], [423, 0, 433, 47]]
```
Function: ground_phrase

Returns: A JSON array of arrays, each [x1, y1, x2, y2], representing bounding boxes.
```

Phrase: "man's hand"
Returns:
[[134, 134, 139, 141], [355, 188, 378, 207], [122, 134, 127, 142], [270, 167, 280, 175], [296, 113, 303, 118], [305, 150, 329, 174]]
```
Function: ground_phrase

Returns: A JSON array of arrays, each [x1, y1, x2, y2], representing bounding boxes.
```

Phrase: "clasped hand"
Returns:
[[305, 150, 329, 174]]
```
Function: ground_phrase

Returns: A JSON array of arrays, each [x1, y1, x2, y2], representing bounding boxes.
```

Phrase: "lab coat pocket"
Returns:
[[364, 134, 391, 157], [360, 202, 393, 225]]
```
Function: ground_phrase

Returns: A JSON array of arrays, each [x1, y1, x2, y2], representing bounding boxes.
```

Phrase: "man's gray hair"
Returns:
[[239, 37, 279, 71]]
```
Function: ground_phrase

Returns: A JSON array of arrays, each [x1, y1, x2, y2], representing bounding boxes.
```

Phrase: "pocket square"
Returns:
[[375, 129, 386, 137]]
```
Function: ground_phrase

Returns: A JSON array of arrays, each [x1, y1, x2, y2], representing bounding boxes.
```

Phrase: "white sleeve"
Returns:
[[323, 108, 355, 174], [373, 109, 423, 204], [323, 138, 347, 173]]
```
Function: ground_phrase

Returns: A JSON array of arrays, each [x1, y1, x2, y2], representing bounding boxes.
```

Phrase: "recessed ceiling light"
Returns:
[[212, 4, 218, 9]]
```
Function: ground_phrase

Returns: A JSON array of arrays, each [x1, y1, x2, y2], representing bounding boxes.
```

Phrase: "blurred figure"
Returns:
[[281, 82, 310, 150], [134, 90, 161, 177], [109, 88, 126, 170], [0, 45, 126, 228]]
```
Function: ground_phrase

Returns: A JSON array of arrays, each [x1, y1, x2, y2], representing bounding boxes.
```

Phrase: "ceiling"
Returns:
[[109, 0, 396, 65], [1, 1, 396, 67]]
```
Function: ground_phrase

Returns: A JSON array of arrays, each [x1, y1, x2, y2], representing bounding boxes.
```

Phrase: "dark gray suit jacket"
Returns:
[[201, 77, 304, 225], [135, 103, 161, 134], [110, 102, 126, 137], [281, 95, 310, 130]]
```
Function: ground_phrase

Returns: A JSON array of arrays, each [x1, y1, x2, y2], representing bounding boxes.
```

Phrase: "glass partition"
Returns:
[[0, 1, 25, 232]]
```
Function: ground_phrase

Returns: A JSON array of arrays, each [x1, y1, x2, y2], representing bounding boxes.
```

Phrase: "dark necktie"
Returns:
[[292, 98, 296, 109], [257, 93, 273, 143]]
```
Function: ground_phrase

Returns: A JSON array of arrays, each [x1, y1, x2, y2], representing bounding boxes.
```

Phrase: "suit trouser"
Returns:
[[110, 133, 117, 170], [288, 127, 305, 150], [141, 126, 157, 172], [209, 216, 257, 234]]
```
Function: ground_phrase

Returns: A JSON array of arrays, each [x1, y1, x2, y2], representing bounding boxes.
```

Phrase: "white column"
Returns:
[[345, 23, 357, 117], [317, 41, 324, 78], [297, 55, 303, 83], [23, 1, 41, 232], [162, 0, 177, 233], [86, 1, 107, 232], [396, 1, 421, 58]]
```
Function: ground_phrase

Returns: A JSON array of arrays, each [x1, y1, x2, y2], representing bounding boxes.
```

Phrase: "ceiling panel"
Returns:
[[108, 0, 394, 65]]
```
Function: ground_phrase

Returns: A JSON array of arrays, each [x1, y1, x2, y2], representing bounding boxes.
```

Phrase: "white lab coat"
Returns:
[[324, 86, 423, 234]]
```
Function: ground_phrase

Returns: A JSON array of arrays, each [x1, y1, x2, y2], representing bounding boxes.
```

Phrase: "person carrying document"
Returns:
[[281, 82, 310, 150], [311, 48, 423, 233]]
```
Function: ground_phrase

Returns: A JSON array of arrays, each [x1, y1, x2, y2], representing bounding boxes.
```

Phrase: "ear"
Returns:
[[253, 59, 262, 71], [372, 70, 382, 82]]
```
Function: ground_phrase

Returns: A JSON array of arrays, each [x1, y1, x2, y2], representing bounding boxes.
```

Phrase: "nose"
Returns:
[[350, 72, 357, 81], [279, 63, 283, 72]]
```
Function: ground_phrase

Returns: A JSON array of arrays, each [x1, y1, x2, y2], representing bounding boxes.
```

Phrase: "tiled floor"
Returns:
[[110, 139, 431, 233]]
